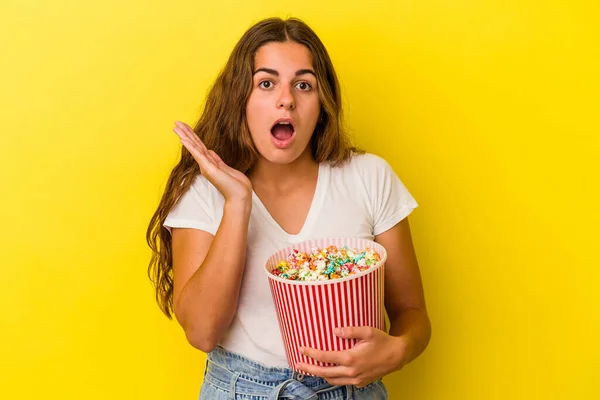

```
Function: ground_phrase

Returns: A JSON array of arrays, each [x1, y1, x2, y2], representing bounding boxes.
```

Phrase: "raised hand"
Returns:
[[173, 121, 252, 204]]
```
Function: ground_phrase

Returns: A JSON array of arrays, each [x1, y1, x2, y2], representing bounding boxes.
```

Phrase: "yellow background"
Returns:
[[1, 0, 598, 399]]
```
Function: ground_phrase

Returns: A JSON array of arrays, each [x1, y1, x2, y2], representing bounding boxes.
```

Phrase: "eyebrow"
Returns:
[[253, 68, 316, 77]]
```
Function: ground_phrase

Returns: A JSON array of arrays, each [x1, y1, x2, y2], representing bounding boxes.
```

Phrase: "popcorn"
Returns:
[[271, 245, 381, 281]]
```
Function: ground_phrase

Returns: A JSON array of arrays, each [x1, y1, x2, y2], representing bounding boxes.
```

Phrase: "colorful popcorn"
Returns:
[[271, 245, 381, 281]]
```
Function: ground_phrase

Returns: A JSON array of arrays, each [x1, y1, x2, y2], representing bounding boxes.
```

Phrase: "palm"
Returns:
[[173, 121, 252, 202]]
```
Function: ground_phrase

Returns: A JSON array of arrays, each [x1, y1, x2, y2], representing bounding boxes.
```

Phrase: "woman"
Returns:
[[147, 16, 431, 399]]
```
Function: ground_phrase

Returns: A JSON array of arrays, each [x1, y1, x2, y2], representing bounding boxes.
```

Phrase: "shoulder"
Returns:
[[349, 152, 391, 168], [336, 152, 394, 177], [186, 173, 224, 205], [189, 173, 213, 192], [325, 152, 397, 196]]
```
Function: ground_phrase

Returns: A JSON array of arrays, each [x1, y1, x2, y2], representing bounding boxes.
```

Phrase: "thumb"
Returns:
[[334, 326, 374, 340]]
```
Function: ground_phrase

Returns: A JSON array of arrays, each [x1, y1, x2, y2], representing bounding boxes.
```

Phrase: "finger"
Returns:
[[175, 120, 193, 130], [207, 150, 248, 182], [178, 137, 205, 161], [295, 363, 351, 379], [179, 122, 208, 151], [174, 122, 200, 145], [207, 150, 240, 180], [335, 326, 375, 341], [207, 150, 224, 168], [301, 347, 347, 365], [173, 125, 198, 146], [180, 138, 216, 173], [207, 149, 238, 173], [174, 121, 195, 139], [174, 126, 208, 158], [175, 121, 208, 153]]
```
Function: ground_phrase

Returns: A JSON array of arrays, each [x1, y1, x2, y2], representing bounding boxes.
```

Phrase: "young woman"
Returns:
[[147, 17, 431, 399]]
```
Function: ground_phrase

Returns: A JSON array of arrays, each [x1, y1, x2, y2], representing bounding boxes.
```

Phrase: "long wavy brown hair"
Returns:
[[146, 17, 363, 318]]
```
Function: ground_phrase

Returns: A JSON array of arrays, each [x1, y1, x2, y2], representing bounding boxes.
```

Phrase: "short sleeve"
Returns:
[[364, 154, 418, 236], [163, 175, 222, 236]]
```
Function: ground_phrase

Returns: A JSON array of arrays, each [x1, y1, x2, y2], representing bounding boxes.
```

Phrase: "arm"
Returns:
[[378, 217, 431, 367], [171, 200, 250, 353], [171, 120, 253, 353]]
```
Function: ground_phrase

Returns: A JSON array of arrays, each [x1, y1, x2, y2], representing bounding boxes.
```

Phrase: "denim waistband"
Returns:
[[204, 346, 353, 400]]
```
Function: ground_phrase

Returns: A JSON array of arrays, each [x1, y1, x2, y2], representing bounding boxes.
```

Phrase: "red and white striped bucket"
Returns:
[[265, 237, 387, 374]]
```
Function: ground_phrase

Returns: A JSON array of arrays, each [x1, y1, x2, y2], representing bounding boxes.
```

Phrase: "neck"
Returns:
[[249, 149, 319, 193]]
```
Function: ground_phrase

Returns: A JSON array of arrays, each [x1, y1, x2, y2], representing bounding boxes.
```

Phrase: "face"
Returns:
[[246, 41, 321, 165]]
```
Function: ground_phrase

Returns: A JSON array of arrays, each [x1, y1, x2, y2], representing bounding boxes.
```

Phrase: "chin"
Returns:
[[259, 149, 305, 165]]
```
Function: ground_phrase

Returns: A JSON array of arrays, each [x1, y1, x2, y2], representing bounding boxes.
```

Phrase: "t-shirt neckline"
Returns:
[[251, 162, 329, 241]]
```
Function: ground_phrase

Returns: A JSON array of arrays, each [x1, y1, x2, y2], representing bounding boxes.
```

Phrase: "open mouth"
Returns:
[[270, 119, 296, 143]]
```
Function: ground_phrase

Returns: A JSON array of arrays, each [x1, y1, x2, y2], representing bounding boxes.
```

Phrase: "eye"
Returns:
[[258, 80, 274, 89], [295, 81, 312, 91]]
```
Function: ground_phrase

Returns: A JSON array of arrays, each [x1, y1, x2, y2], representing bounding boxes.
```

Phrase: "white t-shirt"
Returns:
[[164, 152, 418, 367]]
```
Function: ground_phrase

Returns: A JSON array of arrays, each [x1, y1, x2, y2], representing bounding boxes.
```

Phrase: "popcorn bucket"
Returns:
[[264, 237, 387, 374]]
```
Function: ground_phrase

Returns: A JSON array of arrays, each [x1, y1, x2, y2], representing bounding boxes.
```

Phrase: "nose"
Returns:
[[276, 87, 295, 110]]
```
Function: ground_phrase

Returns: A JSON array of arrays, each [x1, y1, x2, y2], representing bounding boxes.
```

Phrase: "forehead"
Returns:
[[254, 41, 314, 71]]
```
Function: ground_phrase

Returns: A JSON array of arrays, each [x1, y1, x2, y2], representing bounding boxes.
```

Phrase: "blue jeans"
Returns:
[[199, 346, 388, 400]]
